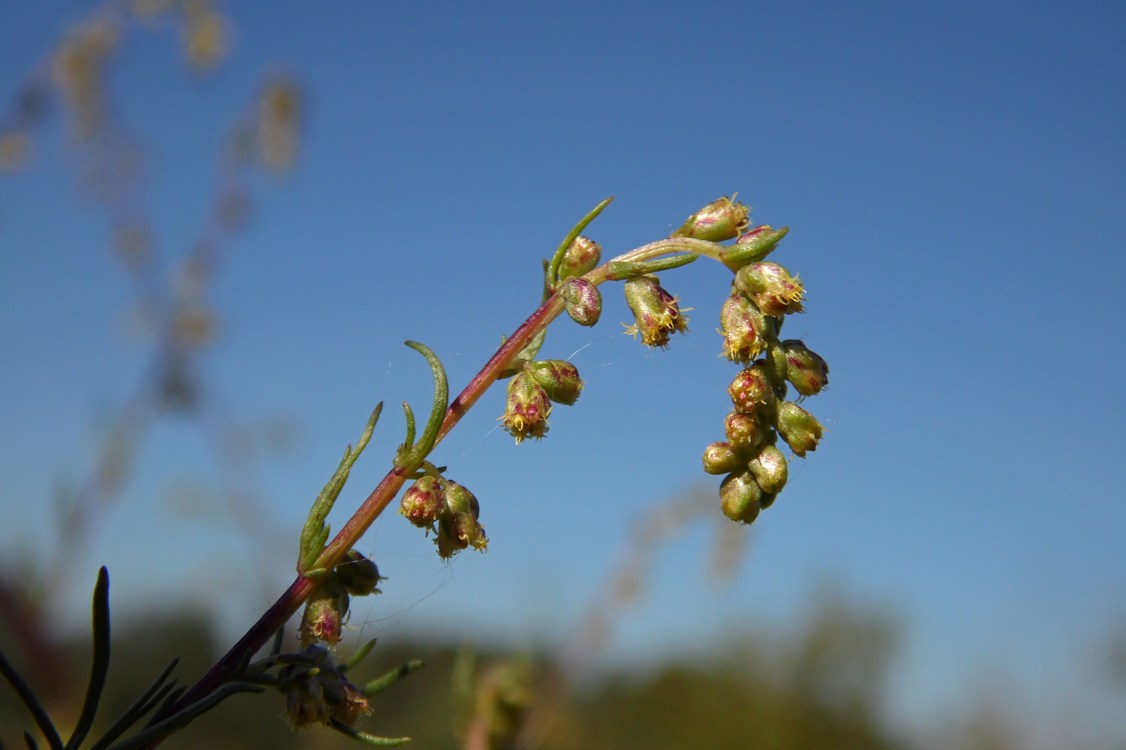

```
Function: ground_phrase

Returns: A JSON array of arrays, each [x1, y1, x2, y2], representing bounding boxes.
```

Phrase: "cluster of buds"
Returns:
[[675, 197, 828, 525], [299, 550, 384, 648], [500, 359, 584, 442], [400, 472, 489, 558], [279, 646, 370, 728]]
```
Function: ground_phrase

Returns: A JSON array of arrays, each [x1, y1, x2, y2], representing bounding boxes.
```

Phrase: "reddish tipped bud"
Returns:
[[623, 275, 689, 348], [561, 277, 602, 326], [528, 360, 583, 405], [782, 339, 829, 396], [775, 401, 824, 457], [719, 225, 789, 271], [734, 262, 805, 316], [327, 679, 371, 726], [335, 550, 383, 596], [300, 576, 349, 648], [724, 411, 770, 453], [728, 362, 777, 416], [719, 471, 763, 524], [720, 291, 769, 363], [400, 474, 445, 527], [502, 370, 552, 442], [748, 444, 788, 494], [702, 441, 742, 475], [559, 235, 602, 280], [672, 196, 750, 241]]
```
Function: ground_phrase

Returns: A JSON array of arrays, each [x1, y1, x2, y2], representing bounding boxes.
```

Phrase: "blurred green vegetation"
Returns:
[[2, 592, 924, 750]]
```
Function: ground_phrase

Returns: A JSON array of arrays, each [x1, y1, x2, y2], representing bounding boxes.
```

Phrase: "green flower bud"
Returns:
[[728, 362, 777, 416], [623, 275, 688, 348], [443, 479, 480, 519], [724, 411, 770, 453], [559, 235, 602, 280], [782, 339, 829, 396], [436, 479, 488, 558], [672, 196, 750, 241], [400, 474, 445, 528], [335, 550, 383, 597], [719, 471, 762, 524], [748, 444, 788, 494], [300, 575, 349, 648], [561, 277, 603, 327], [702, 441, 743, 475], [718, 225, 789, 271], [734, 262, 805, 316], [720, 291, 768, 362], [502, 370, 552, 442], [528, 360, 583, 405], [775, 401, 824, 457]]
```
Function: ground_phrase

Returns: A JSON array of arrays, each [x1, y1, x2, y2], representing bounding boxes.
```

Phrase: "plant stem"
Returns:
[[149, 236, 722, 741]]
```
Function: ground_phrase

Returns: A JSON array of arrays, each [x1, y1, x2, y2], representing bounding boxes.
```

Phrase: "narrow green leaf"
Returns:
[[329, 720, 411, 746], [547, 197, 614, 285], [88, 659, 179, 750], [363, 660, 425, 696], [298, 403, 383, 571], [396, 341, 448, 471], [110, 683, 263, 750], [0, 649, 63, 750], [606, 253, 698, 280], [66, 568, 111, 750], [341, 639, 378, 673]]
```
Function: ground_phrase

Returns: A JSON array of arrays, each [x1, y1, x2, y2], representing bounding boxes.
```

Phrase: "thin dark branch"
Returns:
[[109, 683, 263, 750], [89, 659, 179, 750], [0, 649, 63, 750]]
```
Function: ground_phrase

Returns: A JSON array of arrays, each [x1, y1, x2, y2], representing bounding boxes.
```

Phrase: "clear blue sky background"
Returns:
[[2, 1, 1124, 746]]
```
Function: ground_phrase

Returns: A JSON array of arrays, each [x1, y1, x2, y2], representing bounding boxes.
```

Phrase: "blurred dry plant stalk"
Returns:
[[0, 0, 301, 713], [1, 3, 832, 749]]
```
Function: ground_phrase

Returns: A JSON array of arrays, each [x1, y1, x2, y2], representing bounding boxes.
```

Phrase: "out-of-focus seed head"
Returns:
[[775, 401, 825, 457], [623, 275, 689, 348], [672, 196, 750, 242], [561, 277, 603, 327], [502, 370, 552, 442], [702, 441, 743, 475], [748, 444, 788, 494], [782, 339, 830, 396], [299, 576, 349, 648], [528, 360, 583, 406], [558, 235, 602, 280], [734, 262, 805, 316], [719, 471, 763, 524], [728, 362, 777, 416], [335, 550, 383, 597], [720, 291, 769, 363], [400, 474, 446, 528]]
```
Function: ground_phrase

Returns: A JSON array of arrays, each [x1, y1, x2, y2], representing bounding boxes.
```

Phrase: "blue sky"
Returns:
[[2, 1, 1125, 745]]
